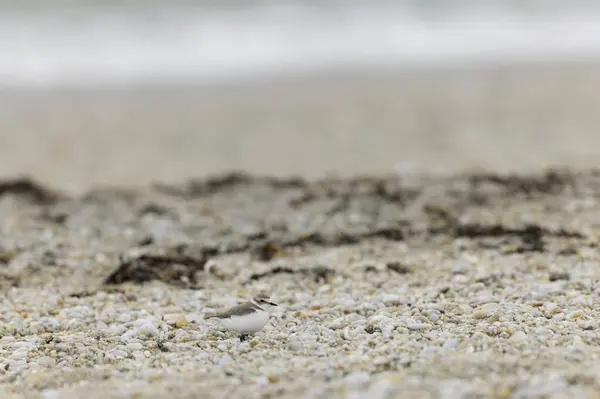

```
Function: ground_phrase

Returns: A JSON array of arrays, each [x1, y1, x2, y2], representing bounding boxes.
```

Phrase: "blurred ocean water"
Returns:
[[2, 0, 600, 88]]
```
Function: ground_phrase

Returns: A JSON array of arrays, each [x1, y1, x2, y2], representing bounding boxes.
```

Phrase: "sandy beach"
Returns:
[[2, 64, 600, 193], [2, 64, 600, 398]]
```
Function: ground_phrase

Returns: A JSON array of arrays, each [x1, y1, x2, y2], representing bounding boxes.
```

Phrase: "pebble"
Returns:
[[578, 320, 596, 330], [543, 302, 560, 317], [481, 302, 500, 314], [252, 376, 271, 386], [381, 294, 403, 306], [10, 350, 28, 360], [1, 192, 599, 399], [12, 341, 35, 349], [344, 371, 370, 385], [107, 349, 128, 359], [425, 309, 441, 323], [175, 315, 189, 328], [134, 320, 159, 337], [317, 285, 332, 294], [571, 295, 590, 307], [117, 313, 132, 323], [287, 340, 303, 352], [510, 331, 528, 341], [407, 323, 430, 331], [55, 343, 69, 352], [368, 377, 394, 399], [472, 310, 489, 319], [328, 318, 347, 330], [174, 329, 190, 342], [216, 355, 233, 366], [42, 390, 59, 399], [108, 324, 127, 335], [535, 327, 554, 337], [442, 339, 459, 349], [567, 310, 585, 320], [127, 342, 144, 351], [37, 356, 56, 368], [164, 314, 189, 328], [120, 330, 136, 341]]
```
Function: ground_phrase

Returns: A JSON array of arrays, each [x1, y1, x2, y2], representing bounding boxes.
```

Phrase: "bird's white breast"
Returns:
[[219, 310, 270, 333]]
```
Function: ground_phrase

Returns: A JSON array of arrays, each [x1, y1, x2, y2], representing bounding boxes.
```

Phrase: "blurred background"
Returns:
[[2, 0, 600, 193]]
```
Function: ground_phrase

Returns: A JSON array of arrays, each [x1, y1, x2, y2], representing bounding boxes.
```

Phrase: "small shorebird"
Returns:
[[205, 294, 278, 341]]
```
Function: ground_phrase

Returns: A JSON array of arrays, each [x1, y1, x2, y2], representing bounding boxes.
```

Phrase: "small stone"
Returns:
[[442, 339, 459, 349], [55, 343, 69, 352], [328, 317, 347, 330], [163, 314, 180, 326], [120, 330, 136, 343], [10, 350, 28, 360], [567, 310, 585, 320], [578, 320, 596, 330], [472, 310, 489, 319], [345, 371, 370, 385], [426, 309, 441, 323], [571, 295, 590, 307], [453, 275, 470, 284], [407, 323, 430, 331], [381, 294, 402, 306], [548, 271, 569, 282], [108, 324, 127, 335], [42, 389, 59, 399], [216, 355, 233, 366], [163, 313, 189, 328], [287, 340, 302, 351], [535, 327, 554, 337], [543, 302, 559, 317], [252, 376, 270, 386], [12, 341, 35, 349], [107, 349, 128, 359], [37, 356, 56, 368], [205, 259, 219, 274], [317, 285, 332, 294], [134, 321, 159, 337], [510, 331, 528, 341], [174, 329, 189, 342], [481, 302, 500, 313], [41, 318, 61, 333], [127, 342, 144, 351], [175, 315, 189, 328], [117, 313, 132, 323], [25, 371, 54, 389]]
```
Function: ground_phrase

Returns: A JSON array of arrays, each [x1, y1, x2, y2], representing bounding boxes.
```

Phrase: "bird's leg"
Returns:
[[240, 334, 249, 342]]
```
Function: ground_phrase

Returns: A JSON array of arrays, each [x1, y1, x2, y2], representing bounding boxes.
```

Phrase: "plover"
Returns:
[[205, 294, 278, 341]]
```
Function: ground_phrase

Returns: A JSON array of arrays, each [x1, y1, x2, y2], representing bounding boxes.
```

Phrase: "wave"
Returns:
[[2, 2, 600, 88]]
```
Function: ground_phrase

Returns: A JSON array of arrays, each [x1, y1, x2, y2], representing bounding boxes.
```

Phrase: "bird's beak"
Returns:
[[268, 301, 278, 306]]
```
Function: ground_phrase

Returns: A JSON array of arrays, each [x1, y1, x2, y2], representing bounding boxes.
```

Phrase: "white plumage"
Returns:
[[217, 309, 270, 334], [206, 294, 278, 341]]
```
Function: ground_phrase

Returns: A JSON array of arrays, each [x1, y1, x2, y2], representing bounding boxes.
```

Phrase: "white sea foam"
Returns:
[[2, 1, 600, 88]]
